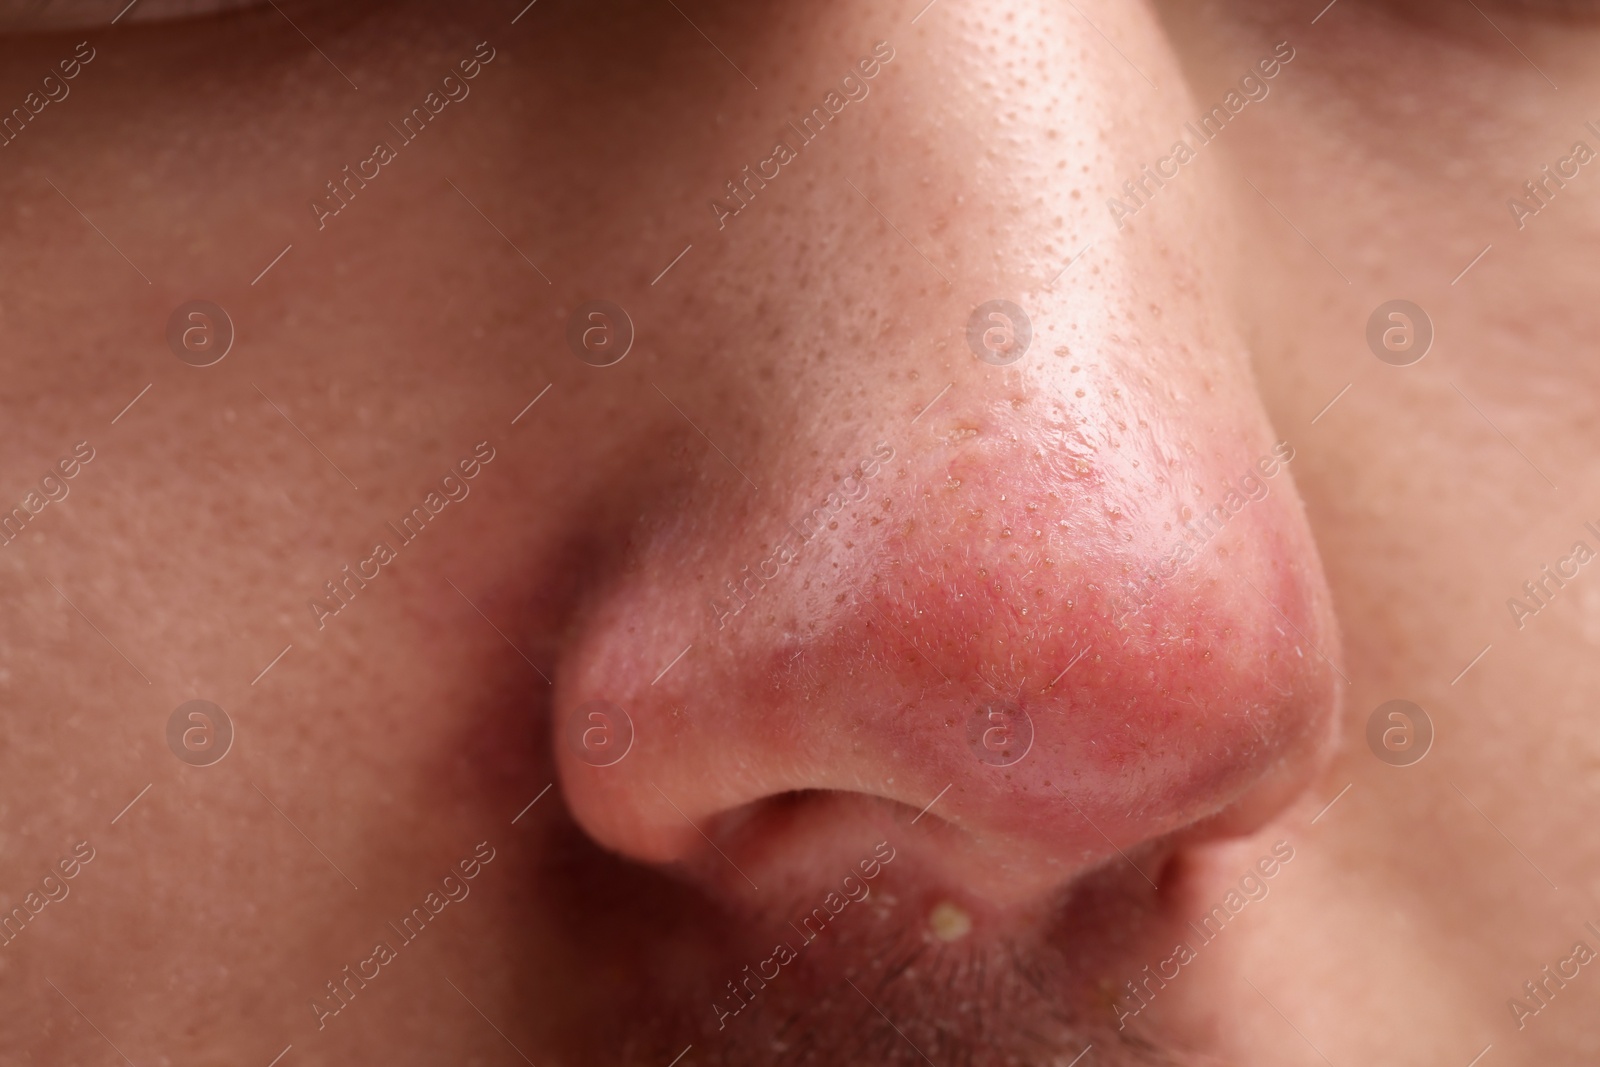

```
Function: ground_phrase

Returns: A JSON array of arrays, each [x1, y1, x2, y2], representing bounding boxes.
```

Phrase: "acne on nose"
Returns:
[[547, 1, 1341, 916], [551, 412, 1340, 910]]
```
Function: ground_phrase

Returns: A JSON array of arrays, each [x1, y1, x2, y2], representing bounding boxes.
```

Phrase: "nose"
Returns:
[[555, 428, 1337, 910], [550, 1, 1340, 918]]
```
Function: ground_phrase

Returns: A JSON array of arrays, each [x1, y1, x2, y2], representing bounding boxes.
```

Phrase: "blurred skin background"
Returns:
[[0, 0, 1597, 1064]]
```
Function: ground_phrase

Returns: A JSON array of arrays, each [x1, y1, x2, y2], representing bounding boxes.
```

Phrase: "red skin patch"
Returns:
[[557, 394, 1339, 914]]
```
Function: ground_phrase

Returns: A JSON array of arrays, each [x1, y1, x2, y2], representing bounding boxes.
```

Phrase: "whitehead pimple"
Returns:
[[929, 901, 973, 942]]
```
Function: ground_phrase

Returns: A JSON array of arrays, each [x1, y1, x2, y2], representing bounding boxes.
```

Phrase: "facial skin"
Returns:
[[0, 0, 1597, 1064]]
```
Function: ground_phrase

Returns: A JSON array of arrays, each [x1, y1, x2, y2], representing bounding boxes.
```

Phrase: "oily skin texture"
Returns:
[[0, 0, 1593, 1065]]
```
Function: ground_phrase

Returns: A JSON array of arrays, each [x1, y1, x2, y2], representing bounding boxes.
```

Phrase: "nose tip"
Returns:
[[552, 419, 1341, 913]]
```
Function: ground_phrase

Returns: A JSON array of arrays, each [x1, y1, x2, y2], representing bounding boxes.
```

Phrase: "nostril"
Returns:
[[727, 787, 824, 825], [682, 789, 924, 898], [696, 789, 823, 862]]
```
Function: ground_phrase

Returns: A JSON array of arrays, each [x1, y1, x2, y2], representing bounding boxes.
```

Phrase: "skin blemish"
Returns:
[[929, 901, 973, 942]]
